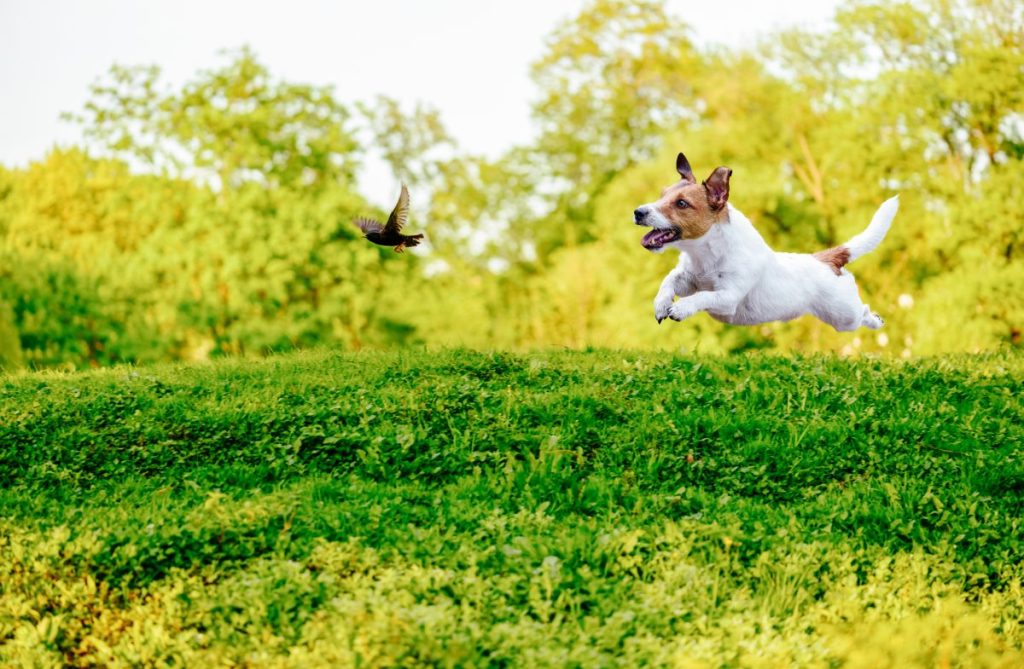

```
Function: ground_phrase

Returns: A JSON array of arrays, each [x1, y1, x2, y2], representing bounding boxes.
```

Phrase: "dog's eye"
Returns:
[[675, 199, 689, 209]]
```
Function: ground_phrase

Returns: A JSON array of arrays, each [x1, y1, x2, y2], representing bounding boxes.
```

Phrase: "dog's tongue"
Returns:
[[642, 229, 675, 249]]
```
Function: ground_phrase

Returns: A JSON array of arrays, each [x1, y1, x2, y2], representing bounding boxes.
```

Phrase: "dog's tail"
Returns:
[[814, 196, 899, 275], [844, 195, 899, 262]]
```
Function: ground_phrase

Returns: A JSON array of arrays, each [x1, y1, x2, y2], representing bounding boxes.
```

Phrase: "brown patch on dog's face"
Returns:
[[814, 246, 851, 275], [652, 167, 732, 240], [635, 155, 734, 250]]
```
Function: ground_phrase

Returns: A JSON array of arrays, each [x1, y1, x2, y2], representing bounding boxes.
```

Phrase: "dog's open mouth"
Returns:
[[641, 227, 681, 250]]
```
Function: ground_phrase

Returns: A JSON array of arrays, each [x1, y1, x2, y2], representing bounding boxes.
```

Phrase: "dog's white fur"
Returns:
[[641, 196, 899, 331]]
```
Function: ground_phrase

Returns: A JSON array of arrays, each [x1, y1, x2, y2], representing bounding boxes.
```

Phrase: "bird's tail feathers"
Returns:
[[405, 234, 424, 247]]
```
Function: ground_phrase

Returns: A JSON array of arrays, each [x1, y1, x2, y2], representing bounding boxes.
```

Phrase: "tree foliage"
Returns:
[[0, 0, 1021, 369], [70, 47, 359, 191]]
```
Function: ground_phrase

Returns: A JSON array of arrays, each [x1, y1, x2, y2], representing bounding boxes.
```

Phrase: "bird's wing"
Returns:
[[384, 184, 410, 235], [354, 217, 384, 234]]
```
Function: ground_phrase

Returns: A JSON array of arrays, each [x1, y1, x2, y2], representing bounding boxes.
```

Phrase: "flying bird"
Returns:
[[353, 184, 424, 253]]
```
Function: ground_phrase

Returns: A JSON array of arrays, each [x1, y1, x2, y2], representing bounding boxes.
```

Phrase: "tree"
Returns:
[[528, 0, 704, 252], [22, 50, 421, 361], [0, 299, 23, 371], [358, 96, 456, 189], [69, 46, 359, 192]]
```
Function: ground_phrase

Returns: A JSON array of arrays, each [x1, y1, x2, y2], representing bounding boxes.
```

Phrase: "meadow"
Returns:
[[1, 349, 1022, 667], [1, 0, 1021, 665]]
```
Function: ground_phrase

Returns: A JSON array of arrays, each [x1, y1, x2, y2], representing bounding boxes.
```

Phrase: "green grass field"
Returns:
[[1, 350, 1022, 667]]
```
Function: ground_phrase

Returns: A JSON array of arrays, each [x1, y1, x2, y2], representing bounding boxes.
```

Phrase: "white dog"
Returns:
[[634, 152, 899, 331]]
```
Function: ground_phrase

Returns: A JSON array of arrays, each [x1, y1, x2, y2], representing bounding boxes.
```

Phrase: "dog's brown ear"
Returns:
[[676, 152, 696, 183], [703, 167, 732, 210]]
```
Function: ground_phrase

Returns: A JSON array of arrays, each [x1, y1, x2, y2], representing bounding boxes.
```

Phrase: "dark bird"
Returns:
[[353, 184, 424, 253]]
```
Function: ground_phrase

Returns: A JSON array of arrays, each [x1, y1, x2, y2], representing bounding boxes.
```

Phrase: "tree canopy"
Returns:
[[1, 0, 1021, 369]]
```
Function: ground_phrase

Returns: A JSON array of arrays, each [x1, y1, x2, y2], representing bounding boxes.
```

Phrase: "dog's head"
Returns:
[[633, 152, 732, 252]]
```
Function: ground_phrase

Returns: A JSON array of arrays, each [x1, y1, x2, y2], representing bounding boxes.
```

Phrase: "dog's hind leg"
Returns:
[[861, 306, 884, 330], [812, 272, 881, 332], [819, 299, 883, 332]]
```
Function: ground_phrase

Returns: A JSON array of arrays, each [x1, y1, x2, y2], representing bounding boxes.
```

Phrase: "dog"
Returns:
[[634, 152, 899, 331]]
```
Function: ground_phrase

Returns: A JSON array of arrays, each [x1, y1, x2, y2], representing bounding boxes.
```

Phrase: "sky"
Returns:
[[0, 0, 841, 205]]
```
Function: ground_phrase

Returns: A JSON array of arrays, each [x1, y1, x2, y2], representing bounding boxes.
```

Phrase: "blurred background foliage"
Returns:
[[0, 0, 1021, 369]]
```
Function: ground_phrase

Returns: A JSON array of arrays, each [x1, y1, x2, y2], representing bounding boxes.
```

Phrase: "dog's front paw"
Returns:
[[668, 302, 695, 322], [654, 294, 674, 324]]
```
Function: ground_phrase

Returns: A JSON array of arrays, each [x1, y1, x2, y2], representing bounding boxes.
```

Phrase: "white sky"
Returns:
[[0, 0, 840, 205]]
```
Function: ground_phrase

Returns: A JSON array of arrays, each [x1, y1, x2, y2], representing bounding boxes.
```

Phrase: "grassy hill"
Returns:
[[1, 350, 1022, 667]]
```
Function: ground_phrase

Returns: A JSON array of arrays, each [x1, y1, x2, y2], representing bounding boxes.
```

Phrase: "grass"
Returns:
[[1, 349, 1022, 667]]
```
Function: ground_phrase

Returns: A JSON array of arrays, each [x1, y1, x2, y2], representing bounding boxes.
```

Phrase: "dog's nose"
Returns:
[[634, 208, 647, 224]]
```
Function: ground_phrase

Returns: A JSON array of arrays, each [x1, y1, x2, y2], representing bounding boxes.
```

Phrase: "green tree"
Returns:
[[2, 0, 1021, 363], [9, 50, 424, 363], [528, 0, 704, 252], [0, 298, 23, 371], [69, 46, 359, 192], [0, 251, 120, 368], [358, 95, 456, 189]]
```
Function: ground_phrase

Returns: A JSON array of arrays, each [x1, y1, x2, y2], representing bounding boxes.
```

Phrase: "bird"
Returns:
[[353, 184, 424, 253]]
